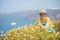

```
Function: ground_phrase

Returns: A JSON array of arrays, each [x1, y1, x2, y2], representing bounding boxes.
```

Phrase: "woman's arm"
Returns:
[[38, 22, 46, 29], [45, 18, 51, 29], [45, 22, 50, 29]]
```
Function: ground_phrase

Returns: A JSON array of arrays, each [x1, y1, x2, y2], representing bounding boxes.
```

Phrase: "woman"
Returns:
[[38, 10, 55, 33]]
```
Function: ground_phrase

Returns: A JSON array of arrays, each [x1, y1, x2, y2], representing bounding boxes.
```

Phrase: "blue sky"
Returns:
[[0, 0, 60, 14]]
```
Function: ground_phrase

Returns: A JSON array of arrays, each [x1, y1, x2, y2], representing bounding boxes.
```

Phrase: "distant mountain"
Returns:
[[0, 8, 60, 23], [46, 8, 60, 17], [0, 8, 60, 22], [26, 8, 60, 22]]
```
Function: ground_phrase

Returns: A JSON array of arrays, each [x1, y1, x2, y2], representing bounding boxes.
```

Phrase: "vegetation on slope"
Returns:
[[2, 23, 60, 40]]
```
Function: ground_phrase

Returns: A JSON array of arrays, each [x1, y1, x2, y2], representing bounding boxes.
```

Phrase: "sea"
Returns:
[[0, 14, 35, 34]]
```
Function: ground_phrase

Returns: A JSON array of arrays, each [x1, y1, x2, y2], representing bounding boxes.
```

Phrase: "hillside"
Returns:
[[1, 24, 60, 40]]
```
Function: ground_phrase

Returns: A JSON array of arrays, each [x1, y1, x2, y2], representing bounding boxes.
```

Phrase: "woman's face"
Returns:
[[40, 15, 46, 21]]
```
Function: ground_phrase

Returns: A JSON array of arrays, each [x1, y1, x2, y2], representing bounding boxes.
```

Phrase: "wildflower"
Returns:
[[3, 24, 60, 40], [8, 34, 11, 36]]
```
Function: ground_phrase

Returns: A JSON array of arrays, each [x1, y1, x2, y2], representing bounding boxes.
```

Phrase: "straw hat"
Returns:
[[40, 10, 46, 13], [39, 9, 46, 15]]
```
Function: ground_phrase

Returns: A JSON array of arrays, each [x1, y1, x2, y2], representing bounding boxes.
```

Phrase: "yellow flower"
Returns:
[[3, 24, 60, 40]]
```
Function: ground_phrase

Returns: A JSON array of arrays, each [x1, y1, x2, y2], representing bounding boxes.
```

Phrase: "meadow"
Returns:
[[0, 22, 60, 40]]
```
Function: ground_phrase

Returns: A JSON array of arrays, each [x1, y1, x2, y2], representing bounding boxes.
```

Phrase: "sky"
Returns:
[[0, 0, 60, 14]]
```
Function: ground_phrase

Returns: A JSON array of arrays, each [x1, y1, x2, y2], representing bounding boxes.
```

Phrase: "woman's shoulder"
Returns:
[[46, 17, 51, 22]]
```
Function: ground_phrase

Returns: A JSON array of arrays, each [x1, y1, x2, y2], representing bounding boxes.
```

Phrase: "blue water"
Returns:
[[0, 15, 35, 34]]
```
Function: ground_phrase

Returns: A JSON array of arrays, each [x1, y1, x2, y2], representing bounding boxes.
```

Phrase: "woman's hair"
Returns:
[[39, 12, 46, 15]]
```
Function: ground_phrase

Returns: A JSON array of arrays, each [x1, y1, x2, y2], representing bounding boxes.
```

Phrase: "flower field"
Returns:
[[1, 23, 60, 40]]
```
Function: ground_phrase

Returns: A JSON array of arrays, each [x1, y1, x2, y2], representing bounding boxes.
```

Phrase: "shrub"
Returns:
[[3, 24, 60, 40]]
